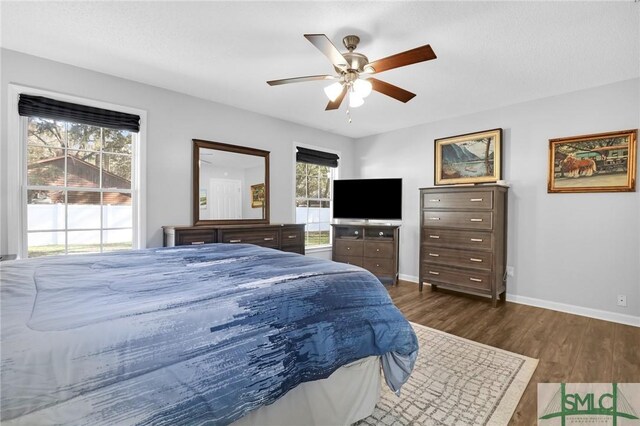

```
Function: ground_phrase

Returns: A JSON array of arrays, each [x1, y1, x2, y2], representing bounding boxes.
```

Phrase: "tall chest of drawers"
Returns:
[[419, 185, 508, 307]]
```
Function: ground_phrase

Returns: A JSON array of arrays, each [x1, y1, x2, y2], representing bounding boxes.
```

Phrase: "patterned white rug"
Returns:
[[357, 322, 538, 426]]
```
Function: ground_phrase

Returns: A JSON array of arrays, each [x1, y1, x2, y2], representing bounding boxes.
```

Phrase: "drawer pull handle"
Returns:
[[376, 249, 380, 252], [470, 238, 483, 242], [347, 247, 351, 250], [428, 271, 440, 275], [469, 277, 483, 282], [429, 235, 440, 239], [429, 199, 440, 202], [470, 198, 483, 202], [428, 217, 440, 221], [287, 235, 297, 239], [470, 258, 483, 262], [263, 237, 275, 241], [428, 253, 440, 257], [470, 218, 483, 222], [229, 239, 242, 243], [191, 241, 205, 245], [376, 264, 380, 267]]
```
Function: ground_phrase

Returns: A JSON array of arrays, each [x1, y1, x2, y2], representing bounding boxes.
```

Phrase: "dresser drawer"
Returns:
[[423, 210, 493, 230], [219, 230, 279, 248], [364, 241, 394, 258], [175, 229, 216, 246], [423, 247, 492, 271], [363, 258, 394, 276], [422, 191, 493, 210], [422, 266, 491, 291], [281, 227, 303, 247], [334, 255, 364, 267], [422, 228, 493, 250], [335, 239, 364, 257]]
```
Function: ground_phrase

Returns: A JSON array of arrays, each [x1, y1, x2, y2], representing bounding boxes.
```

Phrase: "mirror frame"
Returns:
[[193, 139, 270, 226]]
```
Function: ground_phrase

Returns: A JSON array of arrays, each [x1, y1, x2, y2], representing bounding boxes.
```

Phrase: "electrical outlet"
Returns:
[[506, 266, 515, 277], [617, 295, 627, 307]]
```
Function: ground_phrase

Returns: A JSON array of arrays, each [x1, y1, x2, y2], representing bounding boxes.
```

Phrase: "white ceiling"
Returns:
[[1, 1, 638, 139]]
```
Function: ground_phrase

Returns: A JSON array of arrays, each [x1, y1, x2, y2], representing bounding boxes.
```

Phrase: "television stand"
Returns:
[[331, 223, 400, 286]]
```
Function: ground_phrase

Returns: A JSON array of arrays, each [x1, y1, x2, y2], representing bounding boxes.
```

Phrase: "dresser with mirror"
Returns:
[[162, 139, 305, 254]]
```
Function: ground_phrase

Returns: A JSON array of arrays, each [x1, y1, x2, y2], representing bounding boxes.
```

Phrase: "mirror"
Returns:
[[193, 139, 269, 225]]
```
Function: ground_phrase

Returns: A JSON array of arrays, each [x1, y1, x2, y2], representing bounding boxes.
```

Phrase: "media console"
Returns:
[[331, 223, 400, 285]]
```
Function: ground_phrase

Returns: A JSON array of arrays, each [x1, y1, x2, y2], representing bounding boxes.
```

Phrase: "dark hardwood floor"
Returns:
[[388, 281, 640, 425]]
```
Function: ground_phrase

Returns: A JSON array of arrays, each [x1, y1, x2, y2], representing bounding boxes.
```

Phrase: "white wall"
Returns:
[[0, 49, 355, 250], [353, 79, 640, 321]]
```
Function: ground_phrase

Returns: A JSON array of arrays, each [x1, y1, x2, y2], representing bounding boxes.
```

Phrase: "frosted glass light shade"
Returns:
[[349, 92, 364, 108], [324, 82, 344, 101], [353, 79, 372, 98]]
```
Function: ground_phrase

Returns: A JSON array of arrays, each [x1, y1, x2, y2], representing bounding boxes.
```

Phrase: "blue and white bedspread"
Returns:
[[1, 244, 418, 425]]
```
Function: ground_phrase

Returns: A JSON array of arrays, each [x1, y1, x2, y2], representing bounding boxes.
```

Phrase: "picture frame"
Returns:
[[199, 189, 207, 209], [250, 183, 265, 208], [548, 129, 637, 193], [434, 128, 502, 185]]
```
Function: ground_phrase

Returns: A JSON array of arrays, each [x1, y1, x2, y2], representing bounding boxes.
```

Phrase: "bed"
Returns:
[[0, 244, 418, 425]]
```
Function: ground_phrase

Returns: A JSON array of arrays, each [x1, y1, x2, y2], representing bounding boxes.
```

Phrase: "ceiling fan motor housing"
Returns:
[[338, 51, 369, 73]]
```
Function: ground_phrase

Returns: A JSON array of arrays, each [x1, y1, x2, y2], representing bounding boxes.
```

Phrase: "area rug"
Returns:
[[356, 322, 538, 426]]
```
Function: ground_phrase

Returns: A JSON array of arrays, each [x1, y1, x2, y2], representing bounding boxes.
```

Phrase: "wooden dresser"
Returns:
[[162, 224, 305, 255], [419, 185, 507, 306], [331, 224, 400, 285]]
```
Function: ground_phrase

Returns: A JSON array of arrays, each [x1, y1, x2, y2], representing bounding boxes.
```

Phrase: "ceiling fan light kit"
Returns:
[[324, 82, 344, 102], [267, 33, 436, 119], [349, 92, 364, 108]]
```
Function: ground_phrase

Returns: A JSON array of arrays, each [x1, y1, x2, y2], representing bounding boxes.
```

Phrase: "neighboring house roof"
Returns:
[[28, 154, 131, 188], [28, 154, 131, 204]]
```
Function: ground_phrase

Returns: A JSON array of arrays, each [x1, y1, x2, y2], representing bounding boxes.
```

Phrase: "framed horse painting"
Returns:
[[548, 129, 637, 193]]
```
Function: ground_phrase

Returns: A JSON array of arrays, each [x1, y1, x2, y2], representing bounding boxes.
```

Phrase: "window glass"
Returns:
[[295, 161, 334, 247], [25, 117, 135, 257]]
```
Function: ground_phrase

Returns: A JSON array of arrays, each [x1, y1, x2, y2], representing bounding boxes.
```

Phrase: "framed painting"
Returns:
[[548, 129, 637, 193], [251, 183, 265, 208], [199, 189, 207, 209], [435, 128, 502, 185]]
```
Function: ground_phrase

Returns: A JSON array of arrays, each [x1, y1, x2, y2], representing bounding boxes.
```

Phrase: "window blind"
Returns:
[[296, 146, 339, 168], [18, 94, 140, 132]]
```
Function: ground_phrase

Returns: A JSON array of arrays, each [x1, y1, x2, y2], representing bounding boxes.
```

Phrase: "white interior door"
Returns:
[[210, 179, 242, 219]]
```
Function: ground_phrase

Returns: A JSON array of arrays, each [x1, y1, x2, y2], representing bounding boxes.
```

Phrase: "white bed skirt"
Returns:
[[233, 356, 381, 426]]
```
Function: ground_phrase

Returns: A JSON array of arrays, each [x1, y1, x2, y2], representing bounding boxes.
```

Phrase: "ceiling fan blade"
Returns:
[[325, 86, 347, 110], [304, 34, 349, 70], [369, 78, 416, 103], [366, 44, 436, 74], [267, 75, 336, 86]]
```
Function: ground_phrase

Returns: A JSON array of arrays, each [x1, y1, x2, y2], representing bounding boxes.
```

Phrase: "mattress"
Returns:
[[1, 244, 418, 425]]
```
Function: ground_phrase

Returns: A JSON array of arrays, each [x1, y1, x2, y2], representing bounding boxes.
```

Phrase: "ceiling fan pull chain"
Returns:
[[346, 108, 352, 123]]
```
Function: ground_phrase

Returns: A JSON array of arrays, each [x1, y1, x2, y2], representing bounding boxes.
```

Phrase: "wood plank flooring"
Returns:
[[387, 281, 640, 425]]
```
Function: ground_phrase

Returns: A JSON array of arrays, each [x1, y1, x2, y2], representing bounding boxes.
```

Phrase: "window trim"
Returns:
[[291, 142, 340, 250], [7, 84, 147, 258]]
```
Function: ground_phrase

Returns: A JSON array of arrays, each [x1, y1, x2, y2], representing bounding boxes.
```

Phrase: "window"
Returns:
[[294, 146, 340, 248], [296, 163, 334, 247], [26, 119, 135, 257], [9, 88, 145, 259]]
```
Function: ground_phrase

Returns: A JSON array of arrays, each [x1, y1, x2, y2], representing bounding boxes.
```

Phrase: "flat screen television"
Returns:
[[332, 178, 402, 221]]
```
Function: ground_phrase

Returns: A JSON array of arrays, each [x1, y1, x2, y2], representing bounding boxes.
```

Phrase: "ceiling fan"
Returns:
[[267, 34, 436, 111]]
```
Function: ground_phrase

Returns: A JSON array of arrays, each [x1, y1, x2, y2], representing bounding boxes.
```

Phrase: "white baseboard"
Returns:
[[396, 275, 639, 327], [398, 274, 419, 283], [506, 294, 640, 328]]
